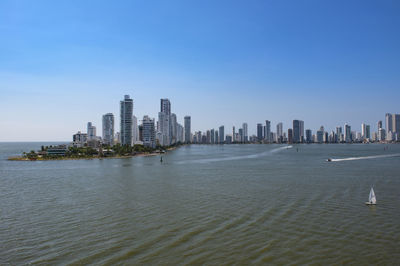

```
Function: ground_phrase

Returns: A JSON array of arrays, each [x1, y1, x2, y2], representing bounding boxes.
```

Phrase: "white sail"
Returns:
[[369, 187, 376, 204]]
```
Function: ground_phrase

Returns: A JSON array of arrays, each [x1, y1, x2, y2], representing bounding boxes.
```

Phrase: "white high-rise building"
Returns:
[[242, 123, 248, 142], [170, 113, 177, 144], [361, 123, 366, 140], [158, 111, 170, 146], [120, 95, 133, 146], [276, 123, 283, 138], [87, 122, 96, 141], [158, 99, 171, 146], [132, 115, 139, 144], [102, 113, 114, 146], [142, 115, 155, 148]]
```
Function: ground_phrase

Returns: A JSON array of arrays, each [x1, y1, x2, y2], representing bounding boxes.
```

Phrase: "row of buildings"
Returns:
[[193, 113, 400, 144], [72, 95, 192, 149]]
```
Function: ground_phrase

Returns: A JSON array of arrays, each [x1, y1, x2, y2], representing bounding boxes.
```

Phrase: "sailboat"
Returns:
[[365, 187, 377, 205]]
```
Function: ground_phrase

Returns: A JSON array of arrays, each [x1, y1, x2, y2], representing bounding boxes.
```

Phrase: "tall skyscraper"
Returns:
[[305, 129, 312, 143], [242, 123, 248, 142], [344, 123, 351, 143], [158, 98, 171, 146], [287, 128, 293, 144], [142, 115, 155, 148], [292, 120, 304, 143], [170, 113, 177, 144], [132, 115, 139, 144], [361, 123, 366, 139], [120, 95, 133, 146], [276, 122, 283, 138], [184, 116, 191, 143], [219, 126, 225, 143], [378, 120, 383, 129], [158, 111, 170, 146], [87, 122, 96, 141], [393, 114, 400, 135], [385, 113, 393, 134], [232, 126, 236, 142], [264, 120, 271, 142], [336, 126, 342, 142], [238, 128, 243, 143], [102, 113, 114, 146], [211, 129, 215, 144], [316, 126, 324, 143], [257, 123, 263, 141], [160, 98, 171, 115], [366, 125, 371, 139]]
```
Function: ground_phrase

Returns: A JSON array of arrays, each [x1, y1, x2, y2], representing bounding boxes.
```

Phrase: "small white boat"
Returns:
[[365, 187, 377, 205]]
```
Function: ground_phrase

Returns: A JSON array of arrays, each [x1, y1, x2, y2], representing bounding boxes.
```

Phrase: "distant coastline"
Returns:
[[8, 144, 179, 161]]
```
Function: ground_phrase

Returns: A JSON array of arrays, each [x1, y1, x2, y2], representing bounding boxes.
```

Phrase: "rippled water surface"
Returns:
[[1, 143, 400, 265]]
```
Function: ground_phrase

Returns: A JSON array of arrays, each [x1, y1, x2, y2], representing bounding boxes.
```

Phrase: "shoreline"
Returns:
[[7, 152, 161, 162]]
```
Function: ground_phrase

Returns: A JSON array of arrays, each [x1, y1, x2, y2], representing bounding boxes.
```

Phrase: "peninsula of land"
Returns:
[[8, 144, 179, 161]]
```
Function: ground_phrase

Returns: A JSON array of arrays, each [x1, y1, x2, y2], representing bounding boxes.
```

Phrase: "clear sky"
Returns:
[[1, 0, 399, 141]]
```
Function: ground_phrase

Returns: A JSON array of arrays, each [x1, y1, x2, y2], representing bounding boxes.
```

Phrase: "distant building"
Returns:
[[120, 95, 133, 146], [385, 113, 393, 134], [305, 129, 312, 143], [276, 123, 283, 143], [242, 123, 248, 142], [219, 126, 225, 144], [394, 114, 400, 136], [232, 126, 236, 143], [287, 128, 293, 144], [238, 128, 243, 143], [316, 126, 324, 143], [158, 111, 169, 146], [184, 116, 191, 143], [264, 120, 271, 142], [336, 127, 342, 143], [160, 98, 171, 115], [102, 113, 114, 146], [292, 120, 304, 143], [132, 115, 139, 144], [87, 122, 96, 141], [73, 131, 87, 147], [344, 123, 351, 143], [171, 113, 177, 144], [211, 129, 215, 144], [365, 125, 371, 140], [257, 123, 263, 141], [158, 99, 171, 146], [361, 123, 367, 140], [142, 115, 155, 148], [378, 120, 383, 130], [215, 130, 219, 144]]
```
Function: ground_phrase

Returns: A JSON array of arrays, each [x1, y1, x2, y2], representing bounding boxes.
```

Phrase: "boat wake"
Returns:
[[330, 153, 400, 162], [176, 145, 292, 164]]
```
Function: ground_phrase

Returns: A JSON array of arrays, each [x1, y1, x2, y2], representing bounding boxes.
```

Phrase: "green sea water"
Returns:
[[1, 143, 400, 264]]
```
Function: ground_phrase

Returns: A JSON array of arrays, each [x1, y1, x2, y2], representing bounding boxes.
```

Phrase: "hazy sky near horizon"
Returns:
[[1, 0, 399, 141]]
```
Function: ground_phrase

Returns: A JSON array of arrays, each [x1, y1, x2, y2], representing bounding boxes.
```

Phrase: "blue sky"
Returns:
[[0, 0, 399, 141]]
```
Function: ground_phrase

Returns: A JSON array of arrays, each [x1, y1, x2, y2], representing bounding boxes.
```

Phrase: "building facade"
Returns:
[[102, 113, 114, 146], [120, 95, 133, 146]]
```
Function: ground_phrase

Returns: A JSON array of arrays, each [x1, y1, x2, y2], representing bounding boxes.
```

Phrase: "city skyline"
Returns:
[[70, 94, 398, 146], [1, 1, 400, 141]]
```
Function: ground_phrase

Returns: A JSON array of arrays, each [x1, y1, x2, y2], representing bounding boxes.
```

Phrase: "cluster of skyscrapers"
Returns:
[[72, 95, 191, 149], [72, 99, 398, 148], [192, 113, 399, 144]]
